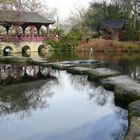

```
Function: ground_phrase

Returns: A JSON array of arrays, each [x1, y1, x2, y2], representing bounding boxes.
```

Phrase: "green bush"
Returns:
[[124, 29, 139, 41], [46, 29, 85, 52], [127, 45, 133, 51]]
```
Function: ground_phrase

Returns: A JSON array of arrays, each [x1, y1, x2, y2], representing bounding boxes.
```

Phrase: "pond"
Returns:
[[22, 51, 140, 81], [0, 51, 139, 140]]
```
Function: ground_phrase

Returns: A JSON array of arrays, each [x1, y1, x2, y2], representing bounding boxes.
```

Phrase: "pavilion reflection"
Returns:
[[0, 64, 55, 85]]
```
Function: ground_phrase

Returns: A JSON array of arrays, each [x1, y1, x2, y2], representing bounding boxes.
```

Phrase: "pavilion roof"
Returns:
[[0, 10, 54, 25], [101, 19, 126, 30]]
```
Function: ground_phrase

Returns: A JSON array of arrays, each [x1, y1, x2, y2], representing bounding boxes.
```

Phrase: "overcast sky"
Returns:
[[46, 0, 94, 19]]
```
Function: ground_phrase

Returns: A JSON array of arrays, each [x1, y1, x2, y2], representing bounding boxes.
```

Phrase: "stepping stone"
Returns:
[[102, 75, 140, 103], [125, 100, 140, 140], [87, 68, 121, 82], [67, 66, 92, 75], [51, 63, 76, 70]]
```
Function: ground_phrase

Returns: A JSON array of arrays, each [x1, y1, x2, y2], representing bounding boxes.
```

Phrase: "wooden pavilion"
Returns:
[[99, 19, 126, 41], [0, 10, 54, 42]]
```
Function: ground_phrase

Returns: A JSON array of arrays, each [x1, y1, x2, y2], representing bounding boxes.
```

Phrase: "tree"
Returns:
[[81, 0, 140, 40], [122, 0, 140, 15], [111, 0, 140, 29], [84, 2, 105, 31], [0, 0, 56, 20], [84, 1, 128, 31]]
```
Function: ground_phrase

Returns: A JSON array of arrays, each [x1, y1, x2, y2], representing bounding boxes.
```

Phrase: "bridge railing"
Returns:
[[0, 34, 45, 42]]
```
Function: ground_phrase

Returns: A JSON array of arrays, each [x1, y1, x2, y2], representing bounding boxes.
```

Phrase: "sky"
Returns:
[[45, 0, 93, 20]]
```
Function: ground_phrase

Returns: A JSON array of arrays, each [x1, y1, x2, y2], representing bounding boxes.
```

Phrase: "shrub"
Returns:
[[46, 29, 85, 52], [124, 30, 138, 41]]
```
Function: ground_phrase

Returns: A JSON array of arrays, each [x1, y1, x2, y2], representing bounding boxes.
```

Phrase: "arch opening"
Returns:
[[3, 46, 13, 56], [22, 46, 31, 57], [38, 45, 46, 56]]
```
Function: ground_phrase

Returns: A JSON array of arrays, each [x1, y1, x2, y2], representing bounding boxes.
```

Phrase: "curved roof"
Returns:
[[0, 10, 54, 25], [102, 19, 125, 30]]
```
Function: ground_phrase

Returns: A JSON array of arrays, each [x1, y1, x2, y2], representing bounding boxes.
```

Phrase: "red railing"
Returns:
[[0, 34, 45, 42]]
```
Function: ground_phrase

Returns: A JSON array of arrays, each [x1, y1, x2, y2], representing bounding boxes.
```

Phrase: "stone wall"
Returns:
[[0, 41, 45, 53]]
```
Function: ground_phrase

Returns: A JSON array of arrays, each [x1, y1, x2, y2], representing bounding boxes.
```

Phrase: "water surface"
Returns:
[[0, 51, 136, 140], [0, 68, 128, 140], [13, 51, 140, 81]]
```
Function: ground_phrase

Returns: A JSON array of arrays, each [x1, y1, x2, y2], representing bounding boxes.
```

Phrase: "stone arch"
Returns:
[[38, 45, 46, 55], [3, 46, 13, 56], [38, 44, 52, 56], [22, 45, 31, 57]]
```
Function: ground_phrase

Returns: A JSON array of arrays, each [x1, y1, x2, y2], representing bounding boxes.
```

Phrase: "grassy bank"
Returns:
[[76, 39, 140, 52]]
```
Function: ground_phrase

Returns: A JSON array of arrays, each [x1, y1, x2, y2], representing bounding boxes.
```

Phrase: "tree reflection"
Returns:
[[129, 62, 140, 81], [111, 107, 128, 140], [69, 74, 113, 106], [117, 60, 140, 81], [95, 58, 140, 82], [88, 86, 113, 106], [0, 64, 58, 119], [68, 72, 128, 139], [70, 75, 90, 92], [111, 123, 128, 140]]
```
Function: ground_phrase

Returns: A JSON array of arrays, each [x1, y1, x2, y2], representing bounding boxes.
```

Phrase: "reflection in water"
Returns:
[[76, 52, 140, 81], [112, 107, 128, 140], [0, 64, 58, 118], [0, 64, 54, 85], [96, 60, 140, 81], [0, 80, 56, 118], [0, 71, 127, 140], [89, 48, 93, 60], [22, 52, 31, 57], [125, 61, 140, 81], [7, 51, 140, 81], [69, 74, 112, 106], [88, 86, 112, 106]]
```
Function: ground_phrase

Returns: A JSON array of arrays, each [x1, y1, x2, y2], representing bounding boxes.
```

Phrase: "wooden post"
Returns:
[[5, 26, 10, 35], [37, 27, 40, 35], [31, 26, 35, 41], [15, 25, 19, 35], [46, 25, 49, 37]]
